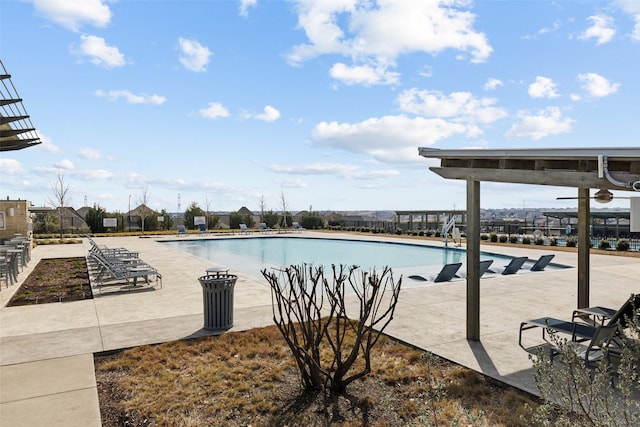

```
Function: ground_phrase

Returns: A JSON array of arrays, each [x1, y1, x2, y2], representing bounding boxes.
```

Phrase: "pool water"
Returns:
[[163, 236, 514, 279]]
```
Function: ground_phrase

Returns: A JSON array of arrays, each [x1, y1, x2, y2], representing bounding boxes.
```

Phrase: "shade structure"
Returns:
[[419, 147, 640, 341], [1, 60, 41, 151]]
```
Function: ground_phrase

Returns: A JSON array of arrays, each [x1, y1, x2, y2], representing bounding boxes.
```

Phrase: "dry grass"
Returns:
[[95, 323, 541, 426]]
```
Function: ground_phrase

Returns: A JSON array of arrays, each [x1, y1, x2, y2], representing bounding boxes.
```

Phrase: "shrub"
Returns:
[[509, 236, 518, 244], [499, 235, 508, 243], [418, 230, 425, 236], [534, 238, 544, 245], [550, 238, 558, 246], [531, 308, 640, 426], [598, 240, 611, 250], [480, 234, 489, 240], [566, 237, 577, 247], [262, 264, 401, 394], [617, 239, 630, 251], [522, 237, 531, 245], [490, 233, 498, 242]]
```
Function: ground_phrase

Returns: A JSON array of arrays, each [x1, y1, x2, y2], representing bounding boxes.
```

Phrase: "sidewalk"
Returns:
[[1, 234, 638, 426]]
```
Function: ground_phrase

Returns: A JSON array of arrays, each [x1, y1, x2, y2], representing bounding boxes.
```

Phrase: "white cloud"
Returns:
[[268, 162, 398, 180], [37, 132, 60, 153], [396, 88, 507, 124], [484, 78, 503, 91], [239, 0, 257, 17], [199, 102, 230, 119], [528, 76, 559, 98], [287, 0, 492, 85], [329, 63, 399, 86], [74, 35, 125, 68], [312, 115, 468, 164], [178, 38, 212, 72], [0, 159, 24, 175], [579, 15, 616, 45], [78, 147, 103, 160], [505, 107, 573, 140], [55, 159, 75, 170], [32, 0, 112, 32], [95, 89, 166, 105], [254, 105, 281, 122], [577, 72, 620, 97], [76, 169, 114, 180], [615, 1, 640, 40]]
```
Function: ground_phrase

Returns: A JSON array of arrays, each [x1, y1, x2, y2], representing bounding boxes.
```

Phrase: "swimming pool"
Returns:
[[163, 236, 515, 279]]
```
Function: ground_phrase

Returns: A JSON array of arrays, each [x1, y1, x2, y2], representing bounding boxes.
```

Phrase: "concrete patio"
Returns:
[[1, 232, 638, 426]]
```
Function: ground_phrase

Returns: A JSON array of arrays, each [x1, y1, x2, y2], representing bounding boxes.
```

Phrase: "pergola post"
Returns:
[[466, 180, 481, 340], [578, 187, 590, 308]]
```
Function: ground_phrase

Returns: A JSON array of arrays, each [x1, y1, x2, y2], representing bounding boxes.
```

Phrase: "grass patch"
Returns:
[[95, 324, 540, 426]]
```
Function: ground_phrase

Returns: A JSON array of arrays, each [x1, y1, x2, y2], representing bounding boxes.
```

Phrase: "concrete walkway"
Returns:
[[1, 233, 638, 426]]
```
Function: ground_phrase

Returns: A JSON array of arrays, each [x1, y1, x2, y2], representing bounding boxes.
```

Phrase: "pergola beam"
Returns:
[[430, 167, 639, 190]]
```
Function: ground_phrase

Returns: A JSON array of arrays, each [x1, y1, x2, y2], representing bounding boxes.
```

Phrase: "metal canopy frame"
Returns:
[[419, 147, 640, 341], [1, 60, 42, 151]]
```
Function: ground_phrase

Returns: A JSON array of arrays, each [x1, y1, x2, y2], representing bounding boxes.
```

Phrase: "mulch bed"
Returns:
[[7, 257, 92, 306]]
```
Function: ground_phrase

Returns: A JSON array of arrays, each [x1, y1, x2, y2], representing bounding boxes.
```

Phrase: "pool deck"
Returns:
[[1, 232, 638, 426]]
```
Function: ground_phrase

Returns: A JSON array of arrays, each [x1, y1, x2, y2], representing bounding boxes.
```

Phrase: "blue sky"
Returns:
[[1, 0, 639, 213]]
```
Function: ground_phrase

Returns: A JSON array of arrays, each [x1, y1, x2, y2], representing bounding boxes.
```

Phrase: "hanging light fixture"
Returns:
[[593, 188, 614, 203]]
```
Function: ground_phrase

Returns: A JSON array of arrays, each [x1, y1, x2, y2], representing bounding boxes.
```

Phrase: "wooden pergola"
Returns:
[[419, 147, 640, 341]]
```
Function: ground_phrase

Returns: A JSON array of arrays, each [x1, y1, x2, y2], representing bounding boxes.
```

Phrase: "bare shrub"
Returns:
[[261, 264, 402, 394]]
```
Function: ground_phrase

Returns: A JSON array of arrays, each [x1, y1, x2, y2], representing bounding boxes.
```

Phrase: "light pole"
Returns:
[[128, 195, 131, 232]]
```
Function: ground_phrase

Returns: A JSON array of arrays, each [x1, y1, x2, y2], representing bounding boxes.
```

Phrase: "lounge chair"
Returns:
[[519, 293, 640, 350], [408, 262, 462, 282], [258, 223, 272, 233], [499, 256, 528, 275], [292, 222, 306, 232], [478, 259, 494, 277], [177, 225, 187, 236], [530, 254, 555, 271], [239, 223, 251, 234], [198, 224, 210, 235], [88, 252, 162, 292], [547, 324, 618, 370]]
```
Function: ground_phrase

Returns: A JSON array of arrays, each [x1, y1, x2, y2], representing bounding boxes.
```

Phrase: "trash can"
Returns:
[[198, 272, 237, 331]]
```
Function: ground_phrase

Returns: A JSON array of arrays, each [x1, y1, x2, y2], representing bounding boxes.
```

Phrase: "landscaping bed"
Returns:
[[94, 325, 541, 426], [7, 257, 92, 306]]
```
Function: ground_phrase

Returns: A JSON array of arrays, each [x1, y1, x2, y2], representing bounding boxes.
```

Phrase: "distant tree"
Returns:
[[33, 212, 57, 234], [208, 214, 219, 229], [327, 213, 345, 227], [279, 190, 290, 228], [262, 210, 279, 228], [47, 171, 71, 238], [85, 204, 107, 233], [136, 187, 153, 233], [229, 211, 254, 229], [184, 202, 205, 230], [300, 213, 325, 229], [158, 209, 174, 231], [259, 195, 267, 222]]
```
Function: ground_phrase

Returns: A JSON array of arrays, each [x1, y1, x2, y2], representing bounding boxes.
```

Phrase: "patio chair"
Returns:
[[239, 223, 251, 234], [478, 259, 494, 277], [177, 225, 187, 236], [529, 254, 555, 271], [408, 262, 462, 282], [258, 223, 272, 233], [88, 252, 162, 292], [292, 222, 306, 232], [499, 256, 528, 275], [198, 224, 210, 234], [551, 324, 618, 370], [572, 293, 640, 326], [519, 293, 640, 350]]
